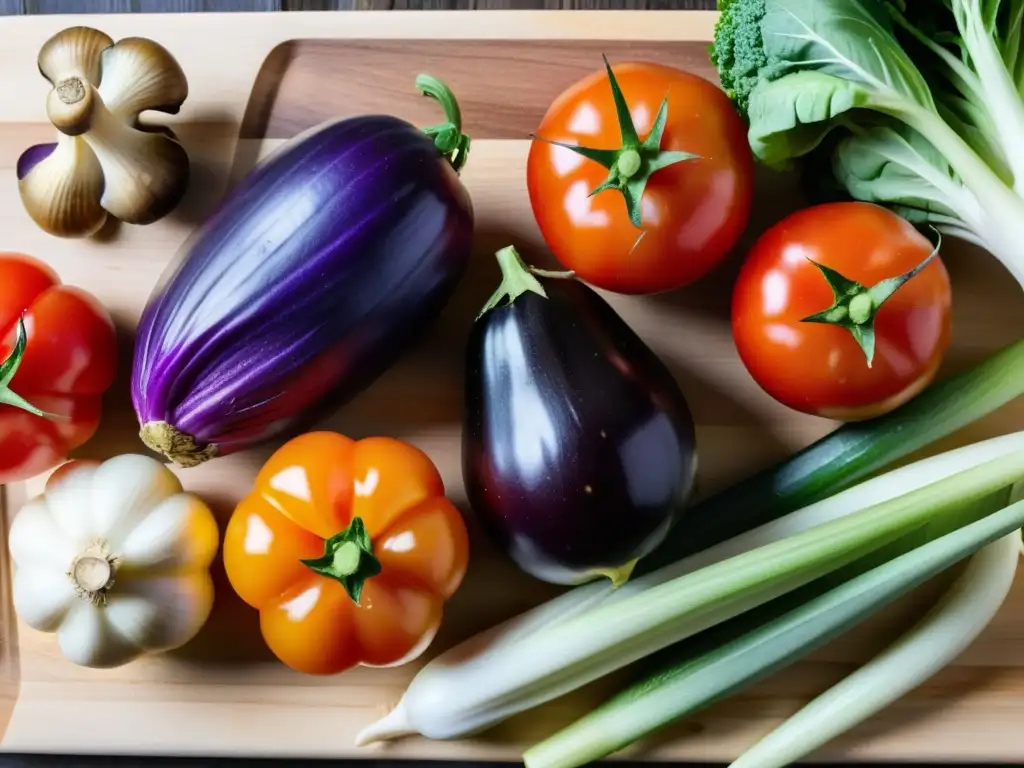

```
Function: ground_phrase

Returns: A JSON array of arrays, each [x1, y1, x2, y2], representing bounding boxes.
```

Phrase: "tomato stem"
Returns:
[[530, 55, 699, 230], [416, 74, 471, 174], [301, 516, 382, 605], [478, 245, 554, 318], [617, 149, 642, 179], [0, 315, 62, 420], [800, 231, 943, 368], [848, 293, 875, 325]]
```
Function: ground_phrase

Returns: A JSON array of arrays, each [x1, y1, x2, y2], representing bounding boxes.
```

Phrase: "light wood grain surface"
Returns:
[[1, 8, 1024, 767]]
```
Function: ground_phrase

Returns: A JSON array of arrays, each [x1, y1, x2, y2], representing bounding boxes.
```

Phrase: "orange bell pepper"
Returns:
[[222, 431, 470, 675]]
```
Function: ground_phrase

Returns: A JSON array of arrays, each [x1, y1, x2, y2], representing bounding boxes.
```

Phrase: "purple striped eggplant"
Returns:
[[131, 75, 474, 467], [463, 246, 698, 586]]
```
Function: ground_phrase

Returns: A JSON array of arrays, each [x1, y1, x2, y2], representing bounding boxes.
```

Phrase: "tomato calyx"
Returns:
[[300, 516, 382, 605], [800, 232, 942, 368], [416, 74, 471, 174], [531, 55, 698, 230], [478, 245, 563, 318], [0, 315, 60, 419]]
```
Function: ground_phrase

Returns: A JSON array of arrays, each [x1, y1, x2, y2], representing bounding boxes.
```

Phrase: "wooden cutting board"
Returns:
[[2, 8, 1024, 763]]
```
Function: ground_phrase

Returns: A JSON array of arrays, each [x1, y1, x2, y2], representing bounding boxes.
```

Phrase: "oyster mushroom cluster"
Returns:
[[17, 26, 191, 238]]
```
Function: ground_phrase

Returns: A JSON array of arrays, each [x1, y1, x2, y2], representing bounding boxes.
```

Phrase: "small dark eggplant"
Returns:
[[462, 246, 698, 586]]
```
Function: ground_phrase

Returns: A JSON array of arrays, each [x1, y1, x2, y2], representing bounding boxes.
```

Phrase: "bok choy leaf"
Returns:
[[712, 0, 1024, 287]]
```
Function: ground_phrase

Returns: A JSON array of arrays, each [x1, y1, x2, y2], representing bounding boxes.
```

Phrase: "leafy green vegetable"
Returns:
[[711, 0, 1024, 286]]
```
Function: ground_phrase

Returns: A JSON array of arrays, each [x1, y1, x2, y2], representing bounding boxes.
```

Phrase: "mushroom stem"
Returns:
[[56, 76, 86, 104], [47, 75, 95, 136], [77, 88, 191, 225]]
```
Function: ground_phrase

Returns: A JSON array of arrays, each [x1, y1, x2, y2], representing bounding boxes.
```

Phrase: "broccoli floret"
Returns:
[[710, 0, 785, 120]]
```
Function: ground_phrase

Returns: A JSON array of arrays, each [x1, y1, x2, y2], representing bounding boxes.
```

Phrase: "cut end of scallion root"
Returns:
[[355, 702, 415, 746]]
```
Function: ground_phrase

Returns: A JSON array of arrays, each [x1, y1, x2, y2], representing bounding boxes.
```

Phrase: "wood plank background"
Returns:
[[2, 0, 713, 13]]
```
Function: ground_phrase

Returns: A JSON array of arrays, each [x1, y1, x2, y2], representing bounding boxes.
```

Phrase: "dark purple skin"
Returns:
[[131, 112, 473, 459], [17, 143, 57, 180], [462, 260, 698, 586]]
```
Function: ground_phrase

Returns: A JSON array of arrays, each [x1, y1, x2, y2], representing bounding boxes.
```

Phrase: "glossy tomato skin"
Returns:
[[527, 62, 754, 295], [731, 203, 952, 421], [222, 432, 469, 676], [0, 253, 117, 483]]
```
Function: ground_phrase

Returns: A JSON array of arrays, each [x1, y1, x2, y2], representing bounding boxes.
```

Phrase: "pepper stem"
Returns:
[[478, 245, 553, 318], [301, 517, 382, 605], [416, 73, 471, 173], [530, 55, 699, 230], [801, 231, 943, 368], [0, 315, 62, 420]]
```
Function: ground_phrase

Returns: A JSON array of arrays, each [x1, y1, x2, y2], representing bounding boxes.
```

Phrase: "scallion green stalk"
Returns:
[[729, 527, 1021, 768], [522, 493, 1024, 768], [349, 343, 1024, 691], [423, 430, 1024, 665], [356, 438, 1024, 746], [640, 338, 1024, 574]]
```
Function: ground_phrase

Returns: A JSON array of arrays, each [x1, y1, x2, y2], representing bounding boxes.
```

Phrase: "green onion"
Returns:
[[349, 342, 1024, 739], [522, 490, 1024, 768], [423, 429, 1024, 671], [640, 338, 1024, 574], [355, 436, 1024, 746], [730, 522, 1022, 768]]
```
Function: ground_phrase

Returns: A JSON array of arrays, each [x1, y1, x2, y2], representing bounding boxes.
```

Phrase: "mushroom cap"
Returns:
[[18, 25, 191, 239]]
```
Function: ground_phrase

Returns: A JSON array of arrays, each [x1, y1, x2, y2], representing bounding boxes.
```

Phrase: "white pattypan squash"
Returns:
[[7, 454, 219, 668]]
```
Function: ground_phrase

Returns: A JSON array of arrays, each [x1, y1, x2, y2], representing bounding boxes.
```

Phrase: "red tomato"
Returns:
[[731, 203, 952, 421], [527, 61, 754, 295], [0, 253, 117, 483]]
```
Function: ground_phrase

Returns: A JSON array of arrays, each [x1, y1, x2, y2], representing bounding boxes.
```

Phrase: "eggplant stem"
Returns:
[[478, 245, 549, 318], [416, 73, 471, 173], [591, 557, 639, 588], [139, 421, 218, 468], [530, 267, 576, 279]]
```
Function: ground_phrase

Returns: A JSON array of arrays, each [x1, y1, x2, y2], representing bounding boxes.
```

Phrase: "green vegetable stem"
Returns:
[[0, 315, 61, 420], [711, 0, 1024, 289], [801, 233, 941, 366], [416, 74, 471, 173], [301, 517, 382, 605], [531, 55, 698, 232]]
